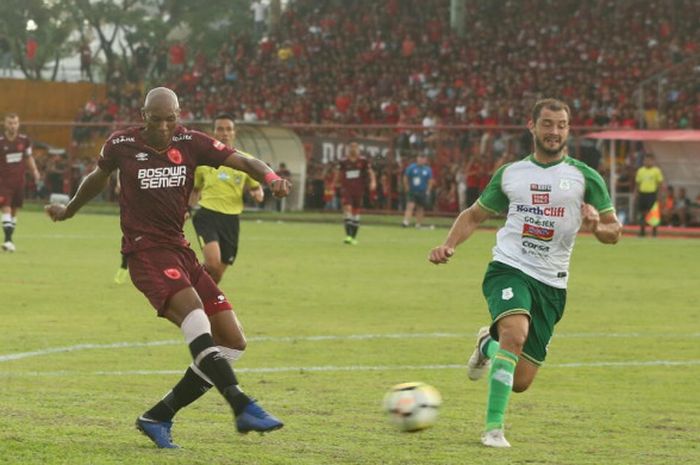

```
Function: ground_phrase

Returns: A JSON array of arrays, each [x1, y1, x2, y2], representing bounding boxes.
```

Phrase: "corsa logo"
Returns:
[[163, 268, 182, 280], [167, 148, 183, 164]]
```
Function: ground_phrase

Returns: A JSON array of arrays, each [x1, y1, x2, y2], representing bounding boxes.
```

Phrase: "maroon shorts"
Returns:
[[0, 183, 24, 208], [128, 246, 232, 316], [341, 190, 363, 212]]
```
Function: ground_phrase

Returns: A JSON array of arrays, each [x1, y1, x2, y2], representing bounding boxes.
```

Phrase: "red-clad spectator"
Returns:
[[26, 37, 38, 61], [401, 35, 416, 58], [168, 42, 185, 71]]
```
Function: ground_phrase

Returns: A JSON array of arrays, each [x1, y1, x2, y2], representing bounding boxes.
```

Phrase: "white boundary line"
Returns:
[[2, 331, 700, 363], [2, 360, 700, 378]]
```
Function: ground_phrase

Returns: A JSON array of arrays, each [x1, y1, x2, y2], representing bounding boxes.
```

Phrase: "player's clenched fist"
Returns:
[[428, 245, 454, 265], [45, 204, 72, 222], [270, 178, 292, 198], [580, 203, 600, 231]]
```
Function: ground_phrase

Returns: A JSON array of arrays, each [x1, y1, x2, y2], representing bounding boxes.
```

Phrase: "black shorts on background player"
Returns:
[[192, 206, 240, 265]]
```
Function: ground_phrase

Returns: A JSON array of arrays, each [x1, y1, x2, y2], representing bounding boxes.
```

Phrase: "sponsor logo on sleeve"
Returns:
[[532, 193, 549, 205], [213, 140, 226, 151]]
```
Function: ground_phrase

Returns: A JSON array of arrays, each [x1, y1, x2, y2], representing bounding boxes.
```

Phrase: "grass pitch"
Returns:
[[0, 210, 698, 465]]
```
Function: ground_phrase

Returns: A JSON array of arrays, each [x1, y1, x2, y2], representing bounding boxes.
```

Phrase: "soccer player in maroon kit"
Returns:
[[0, 113, 41, 252], [333, 141, 376, 244], [46, 87, 291, 448]]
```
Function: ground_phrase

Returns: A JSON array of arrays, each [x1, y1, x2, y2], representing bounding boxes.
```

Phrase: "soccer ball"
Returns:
[[383, 382, 442, 432]]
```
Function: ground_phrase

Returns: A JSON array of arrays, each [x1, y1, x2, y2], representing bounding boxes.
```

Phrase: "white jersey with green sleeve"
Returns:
[[477, 155, 614, 288]]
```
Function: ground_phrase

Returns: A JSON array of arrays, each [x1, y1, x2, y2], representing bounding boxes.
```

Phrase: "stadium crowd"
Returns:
[[77, 0, 700, 129], [65, 0, 700, 218]]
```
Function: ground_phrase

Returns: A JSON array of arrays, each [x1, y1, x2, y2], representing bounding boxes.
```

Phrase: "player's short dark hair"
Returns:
[[531, 98, 570, 123], [4, 112, 19, 119], [213, 113, 236, 125]]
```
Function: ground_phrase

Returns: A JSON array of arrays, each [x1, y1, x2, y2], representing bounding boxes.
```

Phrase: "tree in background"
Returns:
[[0, 0, 253, 82]]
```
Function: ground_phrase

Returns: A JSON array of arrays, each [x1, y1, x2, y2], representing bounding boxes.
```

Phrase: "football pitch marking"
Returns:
[[1, 331, 700, 364], [3, 359, 700, 378]]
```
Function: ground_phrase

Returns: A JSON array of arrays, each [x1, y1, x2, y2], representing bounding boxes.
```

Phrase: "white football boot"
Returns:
[[481, 428, 511, 448], [467, 326, 491, 381], [2, 241, 15, 252]]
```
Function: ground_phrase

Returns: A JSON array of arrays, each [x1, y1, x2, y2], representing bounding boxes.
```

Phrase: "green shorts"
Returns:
[[481, 261, 567, 366]]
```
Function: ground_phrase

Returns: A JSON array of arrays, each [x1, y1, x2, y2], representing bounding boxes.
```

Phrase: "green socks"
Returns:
[[480, 337, 499, 359], [485, 348, 518, 431]]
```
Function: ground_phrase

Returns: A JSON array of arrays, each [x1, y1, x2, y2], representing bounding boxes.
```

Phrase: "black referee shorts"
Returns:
[[192, 207, 240, 265], [637, 192, 657, 214]]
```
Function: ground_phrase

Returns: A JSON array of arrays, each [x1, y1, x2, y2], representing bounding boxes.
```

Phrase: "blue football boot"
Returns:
[[235, 401, 284, 434], [136, 416, 180, 449]]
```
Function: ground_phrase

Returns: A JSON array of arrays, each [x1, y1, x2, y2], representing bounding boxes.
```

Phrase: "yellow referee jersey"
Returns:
[[194, 151, 261, 215], [635, 166, 663, 193]]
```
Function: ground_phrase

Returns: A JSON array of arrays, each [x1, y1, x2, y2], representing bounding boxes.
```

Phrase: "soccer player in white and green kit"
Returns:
[[429, 98, 622, 448]]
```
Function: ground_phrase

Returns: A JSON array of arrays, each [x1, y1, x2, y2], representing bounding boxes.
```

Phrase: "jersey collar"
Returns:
[[528, 153, 568, 168]]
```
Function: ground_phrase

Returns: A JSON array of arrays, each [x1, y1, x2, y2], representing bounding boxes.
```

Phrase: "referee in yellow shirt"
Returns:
[[635, 153, 664, 237], [189, 113, 264, 282]]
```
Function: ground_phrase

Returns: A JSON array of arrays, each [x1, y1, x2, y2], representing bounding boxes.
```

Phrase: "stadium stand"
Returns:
[[67, 0, 700, 216]]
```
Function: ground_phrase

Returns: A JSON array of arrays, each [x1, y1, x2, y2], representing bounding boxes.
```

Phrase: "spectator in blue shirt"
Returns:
[[402, 152, 434, 228]]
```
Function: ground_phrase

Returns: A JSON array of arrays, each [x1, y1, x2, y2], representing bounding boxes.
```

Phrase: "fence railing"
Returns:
[[20, 121, 623, 216]]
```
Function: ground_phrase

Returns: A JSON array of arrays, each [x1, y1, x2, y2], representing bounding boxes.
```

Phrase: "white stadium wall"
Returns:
[[234, 125, 306, 211]]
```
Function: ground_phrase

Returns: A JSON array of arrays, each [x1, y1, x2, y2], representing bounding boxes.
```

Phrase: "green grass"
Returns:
[[0, 210, 698, 465]]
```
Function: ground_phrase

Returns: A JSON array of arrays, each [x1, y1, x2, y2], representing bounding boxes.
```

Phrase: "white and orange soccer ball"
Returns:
[[383, 382, 442, 432]]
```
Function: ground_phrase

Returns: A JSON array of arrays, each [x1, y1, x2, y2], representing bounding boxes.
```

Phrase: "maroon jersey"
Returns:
[[0, 133, 32, 187], [98, 126, 234, 254], [338, 156, 370, 195]]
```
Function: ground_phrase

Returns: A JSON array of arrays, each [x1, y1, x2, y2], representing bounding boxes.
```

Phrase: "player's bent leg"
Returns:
[[167, 289, 283, 434], [211, 310, 247, 353], [512, 357, 539, 393], [201, 241, 226, 284], [496, 314, 529, 356], [481, 314, 529, 447]]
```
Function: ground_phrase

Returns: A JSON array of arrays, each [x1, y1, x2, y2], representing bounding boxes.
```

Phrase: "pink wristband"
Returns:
[[264, 171, 282, 184]]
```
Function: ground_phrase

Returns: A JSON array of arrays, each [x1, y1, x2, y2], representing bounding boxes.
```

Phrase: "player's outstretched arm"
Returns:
[[45, 167, 111, 221], [222, 152, 291, 198], [428, 202, 491, 264]]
